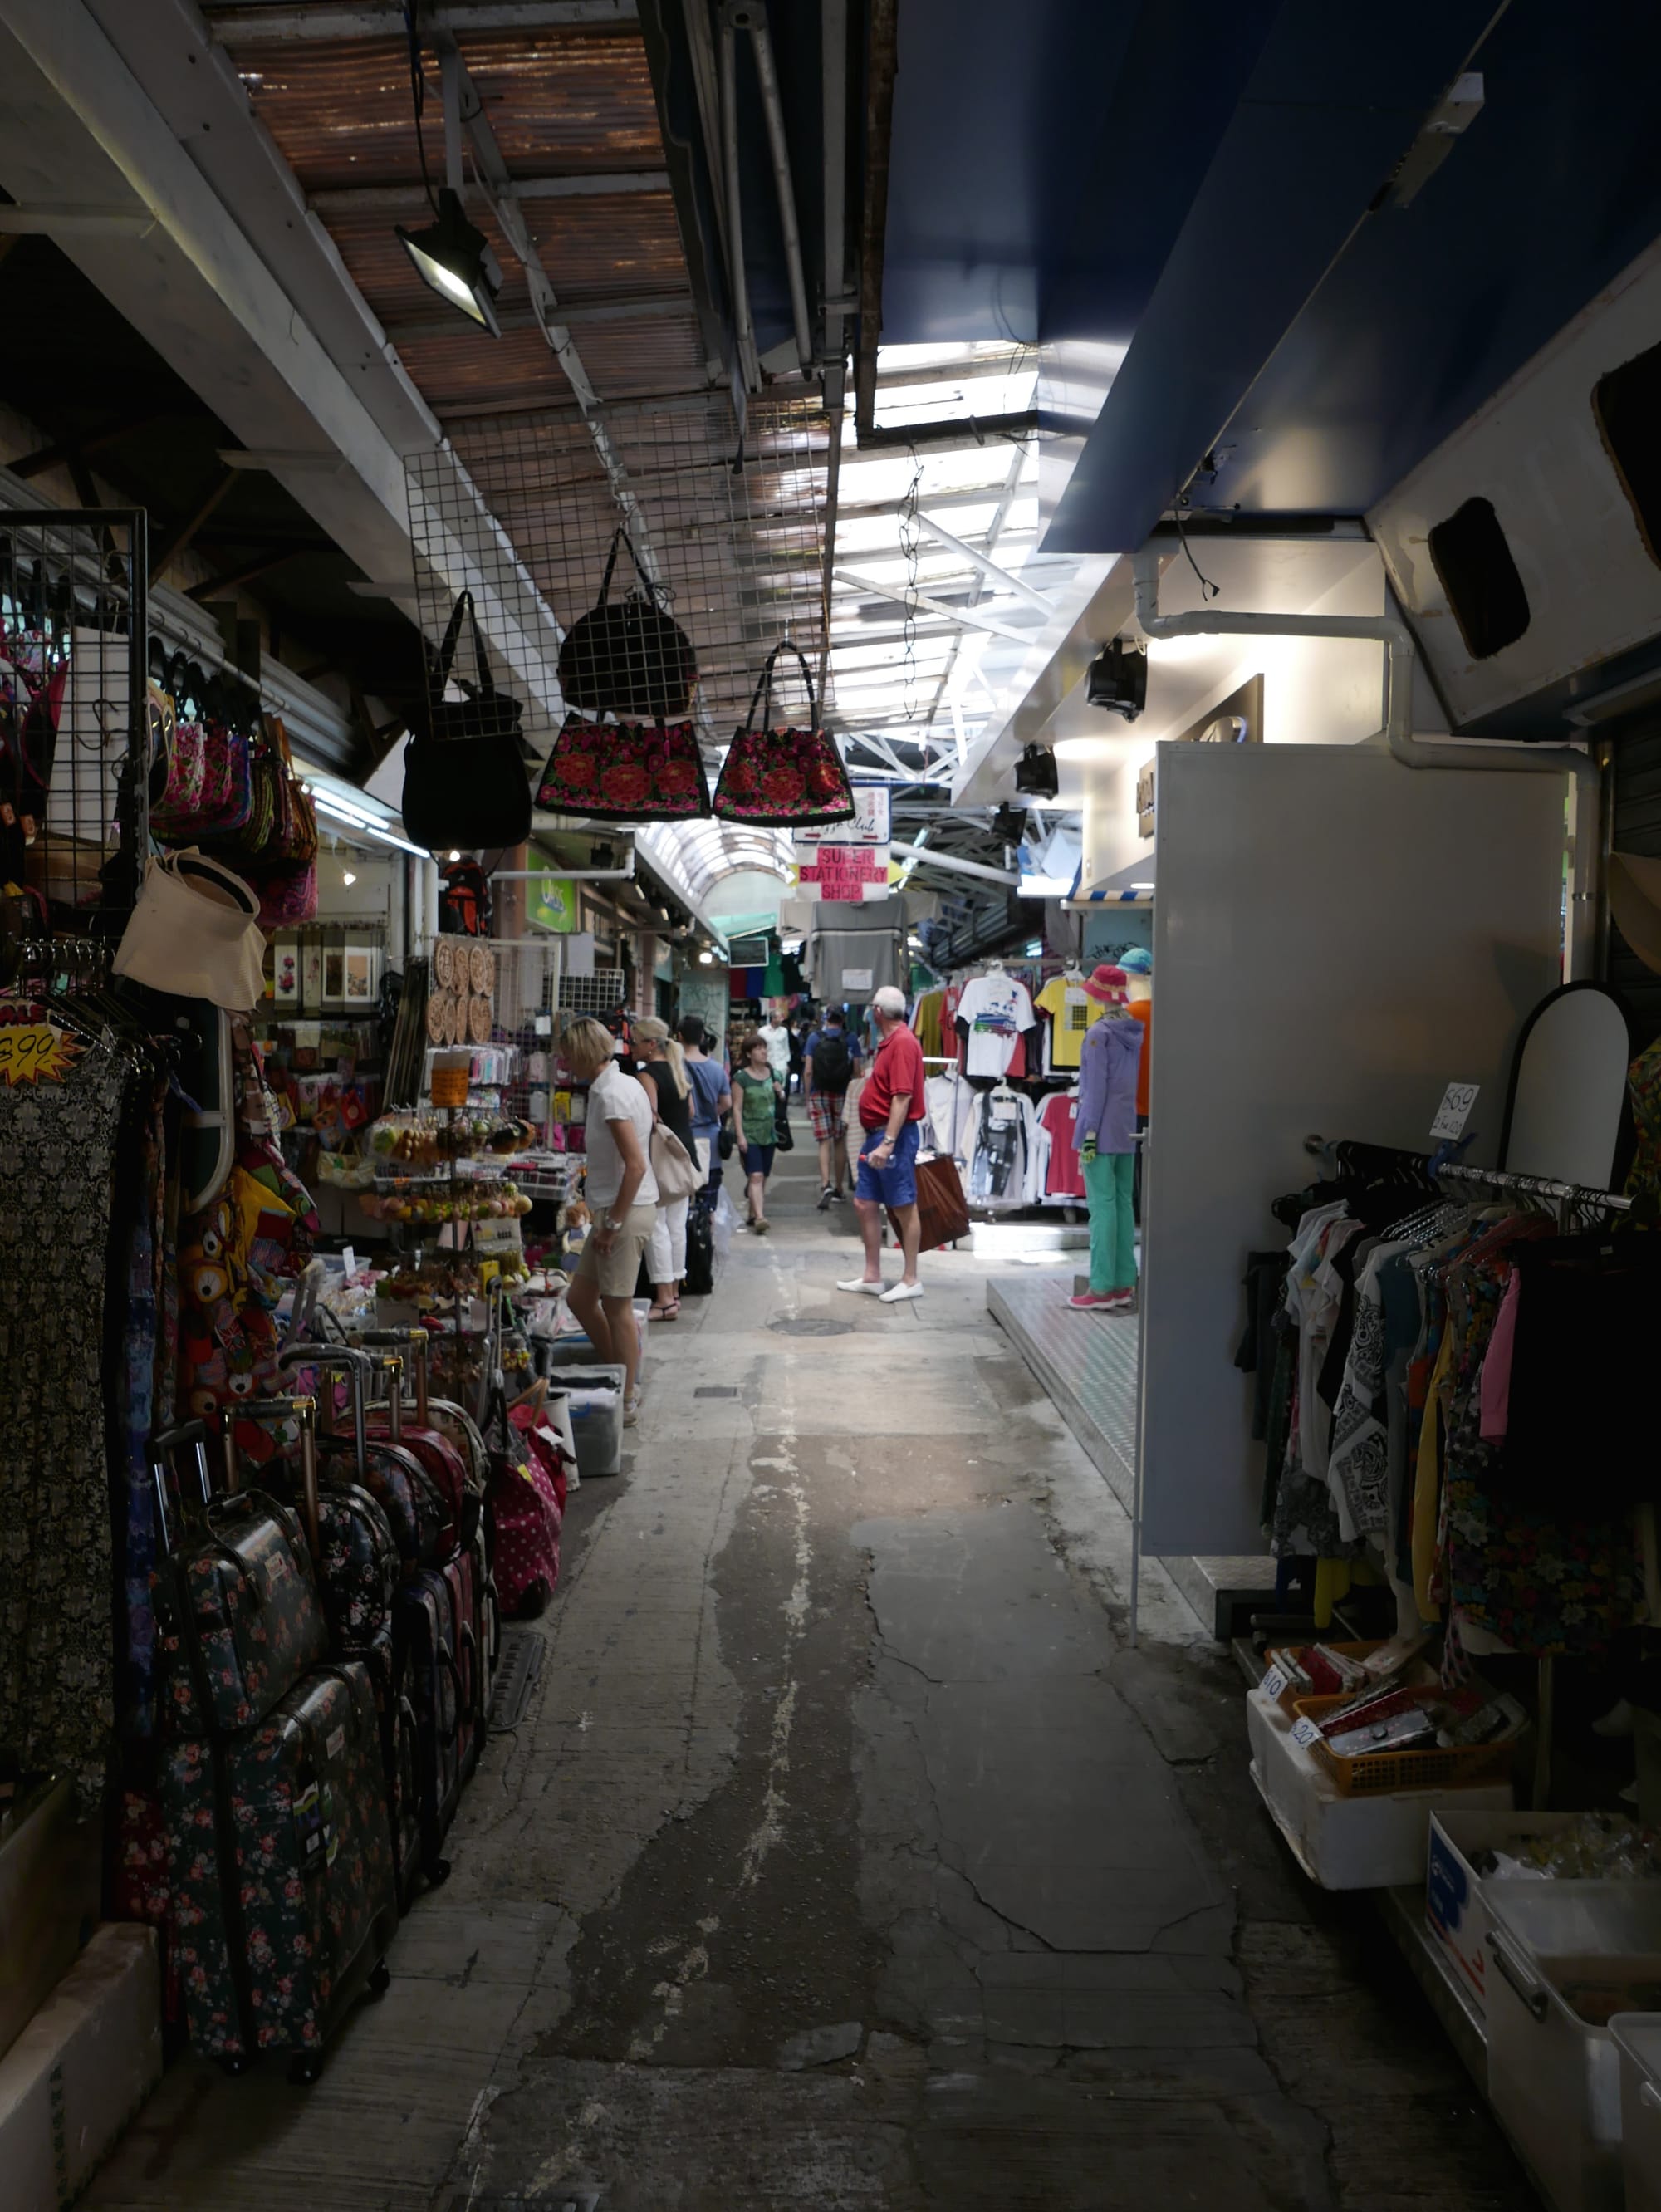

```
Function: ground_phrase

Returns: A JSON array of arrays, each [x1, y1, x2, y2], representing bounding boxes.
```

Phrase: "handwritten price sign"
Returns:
[[0, 1019, 81, 1086]]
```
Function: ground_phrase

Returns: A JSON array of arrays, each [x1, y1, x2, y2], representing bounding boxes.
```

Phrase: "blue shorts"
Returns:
[[856, 1120, 920, 1207], [741, 1140, 776, 1177]]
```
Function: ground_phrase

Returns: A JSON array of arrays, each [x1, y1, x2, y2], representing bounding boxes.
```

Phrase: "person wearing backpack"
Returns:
[[802, 1004, 862, 1211]]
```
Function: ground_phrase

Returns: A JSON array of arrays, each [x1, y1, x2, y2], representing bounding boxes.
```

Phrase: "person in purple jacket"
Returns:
[[1068, 964, 1146, 1312]]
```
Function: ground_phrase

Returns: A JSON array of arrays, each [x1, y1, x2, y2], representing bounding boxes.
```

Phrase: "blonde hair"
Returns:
[[634, 1015, 689, 1099], [563, 1015, 618, 1079]]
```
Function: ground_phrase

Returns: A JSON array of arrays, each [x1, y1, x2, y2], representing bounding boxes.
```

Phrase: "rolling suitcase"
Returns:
[[151, 1416, 328, 1740], [152, 1410, 398, 2079], [282, 1348, 446, 1904]]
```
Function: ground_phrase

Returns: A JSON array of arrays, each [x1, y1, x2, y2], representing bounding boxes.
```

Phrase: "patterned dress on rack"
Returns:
[[1441, 1226, 1638, 1657], [0, 1039, 130, 1809]]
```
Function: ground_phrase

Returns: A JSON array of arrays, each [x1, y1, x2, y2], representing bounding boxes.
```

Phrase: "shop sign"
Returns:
[[528, 874, 579, 934], [0, 1004, 84, 1086], [794, 841, 892, 902], [794, 782, 890, 848]]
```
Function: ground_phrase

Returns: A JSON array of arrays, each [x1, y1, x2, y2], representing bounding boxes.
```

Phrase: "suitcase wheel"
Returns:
[[424, 1854, 452, 1886], [366, 1959, 392, 1999], [289, 2053, 325, 2087]]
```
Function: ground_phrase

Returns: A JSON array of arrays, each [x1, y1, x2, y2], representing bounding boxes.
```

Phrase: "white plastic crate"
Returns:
[[1487, 1885, 1661, 2212], [1425, 1810, 1582, 2017], [1247, 1685, 1512, 1891], [1612, 2014, 1661, 2212]]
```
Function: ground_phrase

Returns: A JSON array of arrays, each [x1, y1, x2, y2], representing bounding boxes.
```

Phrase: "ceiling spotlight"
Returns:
[[395, 188, 502, 334], [698, 949, 714, 965], [342, 869, 357, 886], [448, 849, 462, 862], [1086, 639, 1149, 720], [1013, 743, 1059, 801]]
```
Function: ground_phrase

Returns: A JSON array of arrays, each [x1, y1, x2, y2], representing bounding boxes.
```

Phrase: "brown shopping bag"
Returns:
[[888, 1151, 970, 1251]]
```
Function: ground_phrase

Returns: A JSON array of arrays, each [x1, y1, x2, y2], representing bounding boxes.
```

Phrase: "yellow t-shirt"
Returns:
[[1035, 975, 1104, 1071]]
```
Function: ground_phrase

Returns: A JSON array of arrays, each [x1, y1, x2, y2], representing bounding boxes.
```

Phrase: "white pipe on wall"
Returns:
[[1129, 547, 1601, 977]]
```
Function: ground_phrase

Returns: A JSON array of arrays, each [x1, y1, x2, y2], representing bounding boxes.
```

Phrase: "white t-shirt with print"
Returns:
[[584, 1062, 659, 1209], [954, 972, 1036, 1078]]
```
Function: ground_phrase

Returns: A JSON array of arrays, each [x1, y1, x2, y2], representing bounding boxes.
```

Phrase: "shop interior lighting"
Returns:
[[342, 869, 357, 886], [1013, 743, 1059, 799], [395, 189, 502, 334], [448, 848, 462, 861], [1131, 881, 1155, 890], [1017, 873, 1074, 897], [305, 787, 429, 858], [698, 950, 714, 964]]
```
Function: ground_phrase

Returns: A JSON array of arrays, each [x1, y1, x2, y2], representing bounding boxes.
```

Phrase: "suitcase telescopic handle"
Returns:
[[279, 1341, 369, 1474], [360, 1327, 430, 1425], [240, 1394, 321, 1562], [149, 1417, 214, 1556], [361, 1349, 406, 1443]]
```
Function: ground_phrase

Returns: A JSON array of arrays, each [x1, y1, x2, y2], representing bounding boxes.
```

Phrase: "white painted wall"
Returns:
[[1139, 743, 1565, 1556]]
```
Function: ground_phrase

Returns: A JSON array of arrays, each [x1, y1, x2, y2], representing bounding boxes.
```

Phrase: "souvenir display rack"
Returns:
[[5, 506, 149, 935]]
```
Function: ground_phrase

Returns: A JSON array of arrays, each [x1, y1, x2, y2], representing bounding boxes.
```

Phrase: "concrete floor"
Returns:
[[87, 1145, 1536, 2211]]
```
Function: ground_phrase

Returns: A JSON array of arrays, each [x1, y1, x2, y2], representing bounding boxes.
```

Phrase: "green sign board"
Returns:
[[527, 874, 579, 933]]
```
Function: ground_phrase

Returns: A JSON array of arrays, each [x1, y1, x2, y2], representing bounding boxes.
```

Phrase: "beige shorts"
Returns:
[[573, 1204, 656, 1298]]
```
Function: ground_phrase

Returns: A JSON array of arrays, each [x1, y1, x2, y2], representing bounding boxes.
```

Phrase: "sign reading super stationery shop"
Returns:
[[794, 782, 891, 902]]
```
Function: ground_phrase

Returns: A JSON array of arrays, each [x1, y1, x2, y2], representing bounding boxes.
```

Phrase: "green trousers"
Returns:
[[1083, 1149, 1138, 1293]]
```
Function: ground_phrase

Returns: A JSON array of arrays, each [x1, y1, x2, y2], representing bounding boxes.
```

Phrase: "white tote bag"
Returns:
[[650, 1121, 699, 1202]]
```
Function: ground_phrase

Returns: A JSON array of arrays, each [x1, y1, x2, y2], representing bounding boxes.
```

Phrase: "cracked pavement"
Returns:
[[87, 1150, 1535, 2210]]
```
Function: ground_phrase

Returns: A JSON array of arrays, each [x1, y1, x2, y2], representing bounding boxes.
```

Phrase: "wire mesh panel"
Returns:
[[405, 396, 831, 782], [493, 936, 563, 1029], [2, 508, 149, 932], [557, 967, 626, 1016]]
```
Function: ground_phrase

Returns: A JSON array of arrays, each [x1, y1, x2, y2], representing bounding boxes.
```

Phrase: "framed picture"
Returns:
[[300, 939, 325, 1015], [272, 934, 301, 1006], [322, 942, 346, 1011], [343, 941, 378, 1006]]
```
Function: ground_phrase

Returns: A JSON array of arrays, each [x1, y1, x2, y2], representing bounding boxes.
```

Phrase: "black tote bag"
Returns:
[[401, 591, 531, 852], [557, 528, 698, 722]]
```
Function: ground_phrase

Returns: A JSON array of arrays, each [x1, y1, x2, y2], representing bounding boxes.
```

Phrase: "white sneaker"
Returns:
[[624, 1389, 642, 1428], [837, 1278, 887, 1295], [879, 1281, 924, 1303]]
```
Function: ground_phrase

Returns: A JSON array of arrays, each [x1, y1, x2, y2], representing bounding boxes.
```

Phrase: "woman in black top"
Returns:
[[633, 1016, 695, 1319]]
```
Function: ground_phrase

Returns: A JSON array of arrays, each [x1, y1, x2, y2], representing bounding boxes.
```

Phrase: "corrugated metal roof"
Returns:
[[394, 327, 575, 413], [226, 31, 660, 190], [520, 194, 685, 293]]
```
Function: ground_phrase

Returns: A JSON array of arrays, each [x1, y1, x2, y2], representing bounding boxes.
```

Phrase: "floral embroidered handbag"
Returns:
[[713, 642, 854, 827], [535, 714, 710, 822]]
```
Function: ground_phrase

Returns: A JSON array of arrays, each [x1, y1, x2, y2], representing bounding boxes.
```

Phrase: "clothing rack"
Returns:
[[1302, 1131, 1639, 1807]]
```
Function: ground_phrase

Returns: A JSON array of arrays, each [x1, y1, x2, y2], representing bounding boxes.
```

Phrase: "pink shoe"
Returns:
[[1068, 1291, 1118, 1310]]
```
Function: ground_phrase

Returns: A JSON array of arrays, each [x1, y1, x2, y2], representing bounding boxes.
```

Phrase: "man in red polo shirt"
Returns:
[[839, 984, 928, 1304]]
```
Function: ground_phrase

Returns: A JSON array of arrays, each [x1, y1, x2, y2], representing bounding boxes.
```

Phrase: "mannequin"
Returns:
[[1068, 964, 1145, 1314], [1119, 945, 1153, 1219]]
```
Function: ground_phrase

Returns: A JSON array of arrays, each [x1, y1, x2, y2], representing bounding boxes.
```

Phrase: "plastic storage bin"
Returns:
[[541, 1363, 624, 1477], [1486, 1884, 1661, 2212], [1424, 1810, 1580, 2017], [1611, 2014, 1661, 2212], [1246, 1686, 1511, 1891]]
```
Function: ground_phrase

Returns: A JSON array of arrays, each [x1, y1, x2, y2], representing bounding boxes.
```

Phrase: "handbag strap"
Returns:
[[434, 591, 497, 702], [744, 640, 817, 733], [596, 526, 664, 611]]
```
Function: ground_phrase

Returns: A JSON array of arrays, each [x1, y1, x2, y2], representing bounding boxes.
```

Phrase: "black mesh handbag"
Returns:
[[557, 528, 698, 721]]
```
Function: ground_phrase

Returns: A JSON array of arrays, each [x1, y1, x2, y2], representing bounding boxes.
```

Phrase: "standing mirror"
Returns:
[[1498, 981, 1634, 1190]]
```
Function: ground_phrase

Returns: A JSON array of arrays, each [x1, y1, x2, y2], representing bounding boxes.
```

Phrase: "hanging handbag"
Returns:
[[401, 591, 530, 852], [149, 715, 253, 842], [535, 714, 710, 823], [558, 527, 698, 721], [713, 641, 854, 827], [263, 716, 317, 863]]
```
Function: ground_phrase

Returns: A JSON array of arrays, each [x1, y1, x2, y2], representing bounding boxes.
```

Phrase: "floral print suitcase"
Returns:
[[166, 1660, 396, 2068], [152, 1425, 329, 1739]]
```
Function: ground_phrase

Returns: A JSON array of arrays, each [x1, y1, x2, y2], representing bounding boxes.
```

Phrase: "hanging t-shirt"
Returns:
[[954, 972, 1036, 1079], [1038, 1091, 1086, 1199], [1035, 974, 1103, 1072]]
